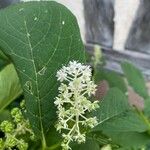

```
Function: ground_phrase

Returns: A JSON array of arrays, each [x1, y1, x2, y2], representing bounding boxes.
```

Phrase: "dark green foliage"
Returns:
[[0, 1, 85, 140]]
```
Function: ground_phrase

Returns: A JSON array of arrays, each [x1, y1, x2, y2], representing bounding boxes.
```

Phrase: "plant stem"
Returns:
[[42, 135, 47, 150], [136, 108, 150, 132]]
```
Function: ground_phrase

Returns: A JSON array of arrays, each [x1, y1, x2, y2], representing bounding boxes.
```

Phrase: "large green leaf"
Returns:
[[93, 88, 129, 127], [0, 1, 85, 141], [121, 62, 148, 98], [0, 64, 22, 110], [98, 111, 148, 133]]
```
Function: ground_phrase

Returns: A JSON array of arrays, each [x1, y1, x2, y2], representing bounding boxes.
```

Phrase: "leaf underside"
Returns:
[[0, 1, 85, 138]]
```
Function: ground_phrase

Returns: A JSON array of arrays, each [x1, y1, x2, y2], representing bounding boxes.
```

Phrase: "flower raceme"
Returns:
[[0, 101, 34, 150], [54, 61, 99, 150]]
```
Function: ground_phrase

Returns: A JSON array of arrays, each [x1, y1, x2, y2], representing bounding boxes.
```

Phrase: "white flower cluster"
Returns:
[[54, 61, 99, 150]]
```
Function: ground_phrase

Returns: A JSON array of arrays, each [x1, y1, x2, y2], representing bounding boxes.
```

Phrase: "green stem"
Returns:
[[42, 136, 47, 150], [136, 108, 150, 132]]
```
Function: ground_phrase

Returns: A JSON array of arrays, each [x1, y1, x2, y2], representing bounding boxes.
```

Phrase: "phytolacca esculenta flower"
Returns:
[[54, 61, 99, 150]]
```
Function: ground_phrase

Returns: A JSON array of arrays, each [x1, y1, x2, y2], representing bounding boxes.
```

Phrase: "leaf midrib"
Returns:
[[24, 19, 45, 142]]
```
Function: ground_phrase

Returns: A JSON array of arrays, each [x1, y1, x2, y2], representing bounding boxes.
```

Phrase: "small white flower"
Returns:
[[54, 61, 99, 150], [89, 101, 100, 111], [76, 134, 86, 144], [54, 97, 63, 107], [69, 61, 82, 72], [85, 117, 98, 128], [58, 108, 68, 118], [55, 122, 63, 132], [58, 83, 68, 92], [56, 69, 67, 82], [61, 142, 71, 150], [62, 134, 72, 142], [82, 66, 92, 82], [86, 81, 97, 96]]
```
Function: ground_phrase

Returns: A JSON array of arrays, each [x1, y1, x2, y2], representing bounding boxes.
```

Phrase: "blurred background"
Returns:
[[1, 0, 150, 79]]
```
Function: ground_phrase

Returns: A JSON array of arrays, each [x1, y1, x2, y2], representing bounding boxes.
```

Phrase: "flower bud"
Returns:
[[20, 100, 26, 109], [6, 137, 16, 147], [0, 121, 14, 133], [17, 139, 28, 150], [11, 108, 23, 123]]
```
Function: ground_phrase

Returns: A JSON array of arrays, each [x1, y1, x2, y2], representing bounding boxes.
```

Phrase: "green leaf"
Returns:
[[0, 1, 85, 140], [93, 88, 129, 127], [104, 132, 150, 149], [0, 64, 22, 111], [121, 62, 148, 98], [94, 69, 127, 93], [98, 111, 148, 133]]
